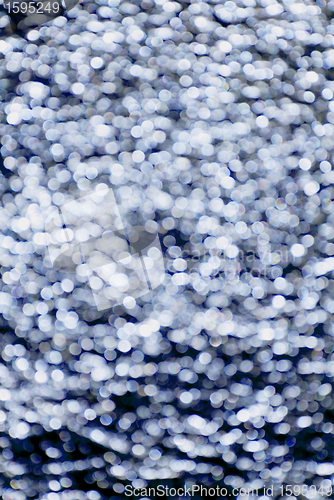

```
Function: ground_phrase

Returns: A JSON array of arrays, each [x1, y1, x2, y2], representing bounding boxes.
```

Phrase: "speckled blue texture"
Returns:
[[0, 0, 334, 498]]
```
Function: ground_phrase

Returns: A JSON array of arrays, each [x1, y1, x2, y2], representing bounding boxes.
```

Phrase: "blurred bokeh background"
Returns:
[[0, 0, 334, 498]]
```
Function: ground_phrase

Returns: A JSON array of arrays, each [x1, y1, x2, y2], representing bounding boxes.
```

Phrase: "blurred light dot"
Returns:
[[72, 83, 85, 95], [299, 158, 311, 170], [118, 340, 131, 352], [84, 409, 97, 421], [272, 295, 286, 309], [291, 244, 306, 258], [90, 57, 104, 69], [255, 116, 269, 128], [132, 150, 145, 163], [61, 279, 74, 293], [297, 416, 312, 428], [304, 181, 319, 196]]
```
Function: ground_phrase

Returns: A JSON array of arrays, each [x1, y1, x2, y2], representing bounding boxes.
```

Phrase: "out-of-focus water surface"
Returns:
[[0, 0, 334, 498]]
